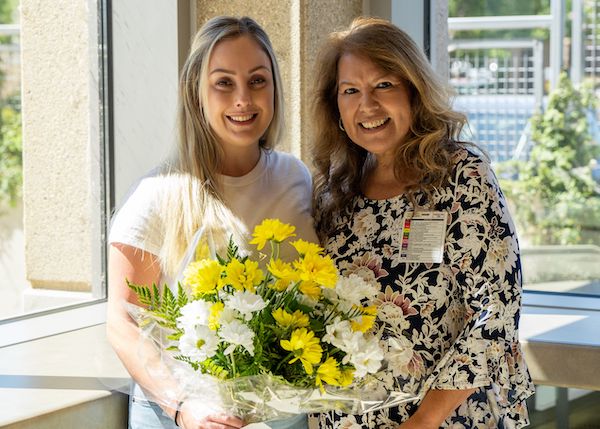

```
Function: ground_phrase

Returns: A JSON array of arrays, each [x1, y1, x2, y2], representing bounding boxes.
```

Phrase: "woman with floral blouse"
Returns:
[[309, 17, 534, 429]]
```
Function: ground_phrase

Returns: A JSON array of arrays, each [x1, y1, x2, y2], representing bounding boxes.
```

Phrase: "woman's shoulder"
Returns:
[[450, 146, 489, 167], [444, 145, 504, 201], [448, 146, 494, 179], [118, 169, 168, 207]]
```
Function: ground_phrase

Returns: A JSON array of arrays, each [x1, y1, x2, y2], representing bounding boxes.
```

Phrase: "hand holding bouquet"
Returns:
[[127, 219, 415, 422]]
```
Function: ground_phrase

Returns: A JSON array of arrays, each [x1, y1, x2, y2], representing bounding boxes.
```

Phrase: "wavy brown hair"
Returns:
[[312, 17, 469, 240]]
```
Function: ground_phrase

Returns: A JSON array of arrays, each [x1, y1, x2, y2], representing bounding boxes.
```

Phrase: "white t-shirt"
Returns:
[[109, 149, 318, 271]]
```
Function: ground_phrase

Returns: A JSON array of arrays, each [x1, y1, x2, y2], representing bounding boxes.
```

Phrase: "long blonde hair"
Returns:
[[312, 17, 468, 239], [158, 16, 285, 276]]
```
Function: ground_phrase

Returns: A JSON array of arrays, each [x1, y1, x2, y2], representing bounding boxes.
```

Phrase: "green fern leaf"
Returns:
[[177, 283, 188, 307], [152, 283, 160, 310], [126, 281, 154, 307], [201, 359, 230, 379], [226, 236, 240, 261]]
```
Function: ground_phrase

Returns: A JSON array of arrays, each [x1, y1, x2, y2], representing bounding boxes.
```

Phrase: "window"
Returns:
[[0, 0, 111, 345], [448, 0, 600, 300], [448, 0, 600, 424]]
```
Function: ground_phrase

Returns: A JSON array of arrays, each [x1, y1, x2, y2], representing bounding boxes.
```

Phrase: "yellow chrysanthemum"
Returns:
[[183, 259, 223, 295], [290, 239, 323, 257], [280, 328, 323, 375], [270, 279, 292, 291], [223, 259, 264, 292], [298, 280, 322, 300], [194, 238, 211, 261], [351, 314, 376, 332], [350, 304, 377, 332], [268, 259, 300, 281], [360, 305, 378, 316], [208, 302, 224, 330], [249, 219, 296, 250], [337, 367, 355, 387], [294, 253, 338, 288], [272, 308, 310, 329], [315, 357, 342, 389]]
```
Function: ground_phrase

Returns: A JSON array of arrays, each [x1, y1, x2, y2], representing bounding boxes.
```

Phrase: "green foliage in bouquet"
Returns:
[[128, 282, 188, 331], [498, 72, 600, 245], [128, 219, 383, 392]]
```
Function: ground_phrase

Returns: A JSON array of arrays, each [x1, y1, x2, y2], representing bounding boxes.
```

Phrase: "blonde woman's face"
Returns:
[[205, 35, 275, 152], [337, 52, 412, 164]]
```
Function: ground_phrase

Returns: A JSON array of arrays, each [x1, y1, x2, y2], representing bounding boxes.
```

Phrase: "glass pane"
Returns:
[[449, 0, 600, 298], [528, 386, 600, 428], [0, 0, 108, 321]]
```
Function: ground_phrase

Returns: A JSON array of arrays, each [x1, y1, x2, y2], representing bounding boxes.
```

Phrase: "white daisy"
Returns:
[[224, 290, 266, 321], [178, 325, 219, 361], [335, 274, 379, 306], [218, 319, 255, 356], [176, 300, 212, 330]]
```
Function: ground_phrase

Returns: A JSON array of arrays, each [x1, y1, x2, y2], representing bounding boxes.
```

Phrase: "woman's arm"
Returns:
[[398, 388, 476, 429], [401, 154, 532, 428], [106, 243, 178, 415], [106, 243, 245, 429]]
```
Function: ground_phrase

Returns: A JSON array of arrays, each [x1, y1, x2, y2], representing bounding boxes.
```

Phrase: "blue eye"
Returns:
[[376, 81, 392, 89]]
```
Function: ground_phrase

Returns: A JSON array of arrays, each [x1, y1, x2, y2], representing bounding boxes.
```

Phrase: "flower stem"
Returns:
[[274, 352, 295, 374], [230, 351, 237, 377]]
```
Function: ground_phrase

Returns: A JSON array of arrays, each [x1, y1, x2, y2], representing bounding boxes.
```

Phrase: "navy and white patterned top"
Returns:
[[310, 150, 534, 429]]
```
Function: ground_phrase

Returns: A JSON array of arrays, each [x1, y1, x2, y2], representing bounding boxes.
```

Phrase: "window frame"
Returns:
[[0, 0, 113, 348]]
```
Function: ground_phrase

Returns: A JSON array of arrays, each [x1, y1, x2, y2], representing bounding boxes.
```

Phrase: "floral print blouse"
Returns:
[[310, 150, 534, 429]]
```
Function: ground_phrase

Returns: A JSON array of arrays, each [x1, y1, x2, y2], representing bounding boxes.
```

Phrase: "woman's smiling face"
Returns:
[[337, 52, 412, 163], [205, 34, 275, 151]]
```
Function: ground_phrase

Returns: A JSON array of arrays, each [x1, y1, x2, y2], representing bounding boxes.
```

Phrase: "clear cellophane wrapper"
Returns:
[[127, 304, 420, 423], [124, 225, 421, 423]]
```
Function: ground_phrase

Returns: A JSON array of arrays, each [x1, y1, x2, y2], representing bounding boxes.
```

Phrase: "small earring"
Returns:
[[338, 118, 345, 132]]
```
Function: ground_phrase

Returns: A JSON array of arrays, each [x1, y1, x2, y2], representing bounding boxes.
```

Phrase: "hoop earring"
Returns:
[[338, 118, 345, 132]]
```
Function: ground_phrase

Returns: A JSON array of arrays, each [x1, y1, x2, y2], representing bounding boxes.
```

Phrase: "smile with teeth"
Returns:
[[228, 113, 256, 122], [360, 118, 389, 129]]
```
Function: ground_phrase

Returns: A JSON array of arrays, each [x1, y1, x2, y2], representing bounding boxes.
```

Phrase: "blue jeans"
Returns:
[[128, 383, 308, 429]]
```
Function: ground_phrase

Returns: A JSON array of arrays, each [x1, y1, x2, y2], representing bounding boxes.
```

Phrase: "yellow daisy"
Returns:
[[183, 259, 223, 295], [268, 259, 300, 281], [223, 258, 264, 292], [272, 308, 310, 329], [298, 280, 322, 300], [250, 219, 296, 250], [294, 253, 338, 288], [351, 304, 377, 332], [315, 357, 342, 389], [193, 237, 211, 260], [290, 239, 323, 257], [280, 328, 323, 375], [269, 278, 291, 291], [360, 305, 378, 315], [208, 301, 224, 330], [351, 314, 376, 333], [337, 367, 355, 387]]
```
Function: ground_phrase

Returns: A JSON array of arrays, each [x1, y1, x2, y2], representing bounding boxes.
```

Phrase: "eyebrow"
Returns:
[[209, 65, 271, 75], [338, 73, 395, 86]]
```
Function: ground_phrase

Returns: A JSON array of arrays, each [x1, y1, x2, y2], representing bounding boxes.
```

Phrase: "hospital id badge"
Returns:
[[399, 211, 448, 263]]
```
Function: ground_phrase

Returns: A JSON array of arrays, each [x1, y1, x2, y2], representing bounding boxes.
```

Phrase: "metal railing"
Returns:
[[448, 40, 543, 162]]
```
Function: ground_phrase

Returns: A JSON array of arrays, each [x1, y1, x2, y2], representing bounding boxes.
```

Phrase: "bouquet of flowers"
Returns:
[[127, 219, 417, 423]]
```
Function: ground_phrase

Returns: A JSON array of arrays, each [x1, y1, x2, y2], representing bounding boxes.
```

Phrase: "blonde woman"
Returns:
[[310, 17, 534, 429], [107, 16, 315, 429]]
